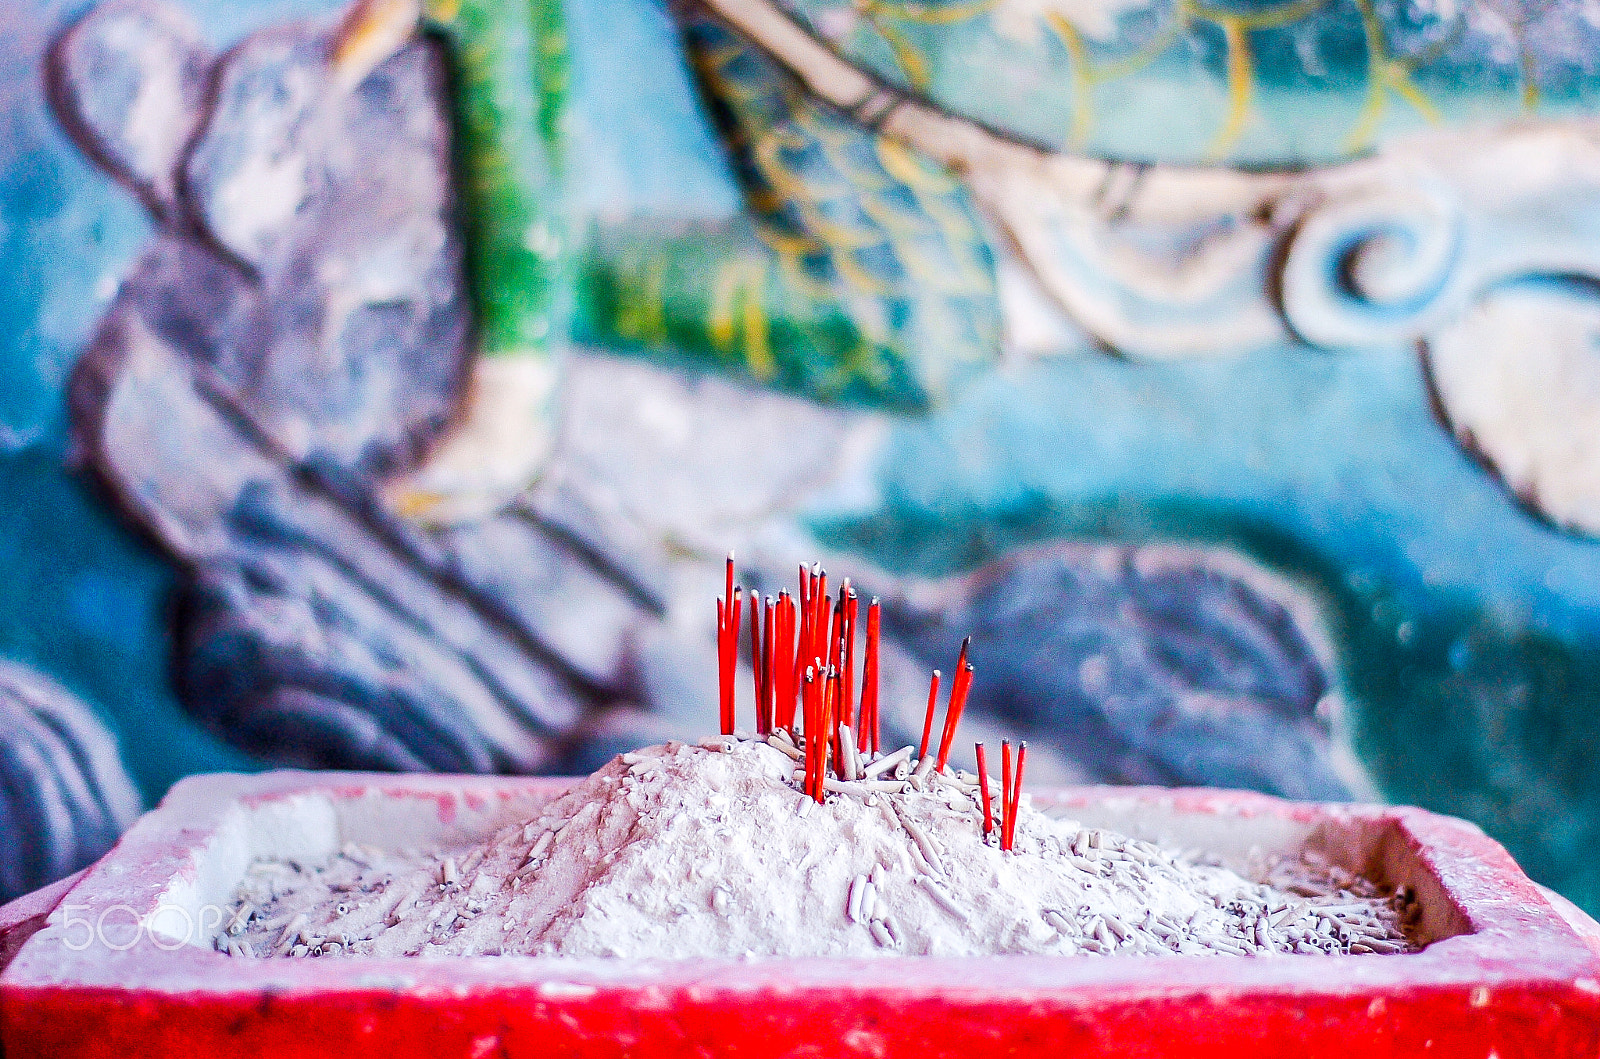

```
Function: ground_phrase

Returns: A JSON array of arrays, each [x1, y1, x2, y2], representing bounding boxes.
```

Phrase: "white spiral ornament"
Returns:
[[1279, 180, 1466, 349]]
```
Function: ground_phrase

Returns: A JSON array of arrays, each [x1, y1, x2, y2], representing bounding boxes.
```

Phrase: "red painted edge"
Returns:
[[0, 871, 86, 977], [2, 772, 1597, 1058]]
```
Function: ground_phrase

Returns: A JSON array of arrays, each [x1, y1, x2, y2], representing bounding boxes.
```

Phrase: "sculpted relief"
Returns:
[[3, 0, 1599, 916]]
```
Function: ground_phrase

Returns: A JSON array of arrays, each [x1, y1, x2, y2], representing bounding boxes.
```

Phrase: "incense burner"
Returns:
[[1, 772, 1595, 1058]]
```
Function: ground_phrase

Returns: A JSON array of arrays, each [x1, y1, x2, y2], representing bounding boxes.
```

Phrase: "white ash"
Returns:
[[217, 738, 1415, 959]]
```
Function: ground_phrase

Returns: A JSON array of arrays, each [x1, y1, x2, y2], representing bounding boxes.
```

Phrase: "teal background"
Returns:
[[814, 336, 1600, 912]]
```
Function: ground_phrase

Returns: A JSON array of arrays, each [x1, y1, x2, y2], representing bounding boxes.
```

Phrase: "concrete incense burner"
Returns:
[[1, 770, 1597, 1058]]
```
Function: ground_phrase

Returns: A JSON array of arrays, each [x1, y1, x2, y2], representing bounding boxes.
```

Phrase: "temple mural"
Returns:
[[2, 0, 1600, 919]]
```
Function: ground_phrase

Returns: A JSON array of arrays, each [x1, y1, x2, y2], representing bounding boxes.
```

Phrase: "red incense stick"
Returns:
[[830, 667, 850, 779], [716, 554, 732, 734], [998, 740, 1028, 851], [749, 591, 763, 735], [936, 658, 974, 772], [816, 668, 836, 801], [811, 570, 828, 665], [975, 742, 993, 838], [827, 593, 846, 769], [760, 596, 775, 735], [841, 589, 857, 743], [775, 592, 797, 731], [918, 670, 941, 761], [726, 587, 742, 734], [795, 569, 812, 713], [860, 599, 880, 755], [802, 665, 819, 797], [826, 595, 843, 674], [1007, 741, 1028, 850], [1000, 740, 1014, 851], [716, 555, 742, 738]]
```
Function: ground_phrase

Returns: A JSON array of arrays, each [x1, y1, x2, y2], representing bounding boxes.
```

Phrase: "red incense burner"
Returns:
[[1, 771, 1597, 1058]]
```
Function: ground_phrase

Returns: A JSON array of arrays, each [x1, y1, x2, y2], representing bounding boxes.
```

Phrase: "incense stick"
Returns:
[[749, 591, 763, 735], [1000, 741, 1013, 852], [716, 555, 743, 737], [861, 599, 880, 755], [975, 742, 993, 839], [1006, 742, 1027, 851], [936, 648, 974, 772], [918, 670, 941, 761], [760, 596, 776, 735], [841, 586, 857, 742], [713, 557, 984, 811], [776, 592, 797, 731]]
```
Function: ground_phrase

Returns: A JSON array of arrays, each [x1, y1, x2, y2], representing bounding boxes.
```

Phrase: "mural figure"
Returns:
[[0, 661, 140, 901]]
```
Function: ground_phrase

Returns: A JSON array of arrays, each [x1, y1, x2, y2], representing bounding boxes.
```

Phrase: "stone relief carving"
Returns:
[[26, 0, 1359, 822], [0, 662, 141, 903]]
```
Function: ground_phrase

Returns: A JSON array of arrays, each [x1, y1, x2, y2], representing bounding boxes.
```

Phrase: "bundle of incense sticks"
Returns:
[[999, 740, 1028, 851], [973, 739, 1026, 849], [716, 557, 978, 805]]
